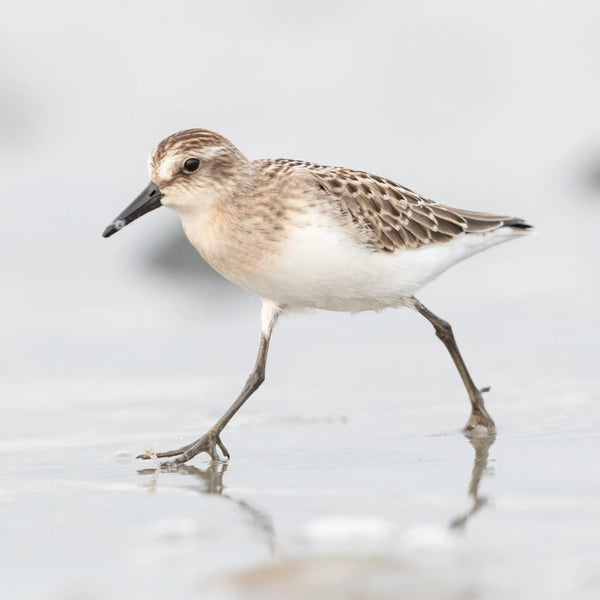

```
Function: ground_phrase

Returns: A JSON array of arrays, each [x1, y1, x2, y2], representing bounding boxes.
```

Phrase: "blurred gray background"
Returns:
[[1, 2, 599, 599]]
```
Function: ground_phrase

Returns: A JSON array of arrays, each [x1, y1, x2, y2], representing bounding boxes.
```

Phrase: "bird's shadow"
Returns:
[[137, 461, 276, 554], [449, 432, 496, 530]]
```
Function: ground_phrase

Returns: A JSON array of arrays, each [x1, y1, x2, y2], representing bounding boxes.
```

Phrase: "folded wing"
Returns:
[[305, 163, 523, 252]]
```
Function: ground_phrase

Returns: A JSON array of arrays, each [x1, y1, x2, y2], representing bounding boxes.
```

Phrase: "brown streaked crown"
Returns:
[[151, 129, 230, 165]]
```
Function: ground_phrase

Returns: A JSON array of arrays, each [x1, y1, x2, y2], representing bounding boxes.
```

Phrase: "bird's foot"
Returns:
[[464, 386, 496, 436], [137, 429, 230, 464]]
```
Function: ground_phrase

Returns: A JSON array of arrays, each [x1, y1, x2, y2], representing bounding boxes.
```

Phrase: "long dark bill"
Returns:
[[102, 181, 163, 238]]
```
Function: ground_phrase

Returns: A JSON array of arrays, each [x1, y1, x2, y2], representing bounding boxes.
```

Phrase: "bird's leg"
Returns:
[[138, 302, 282, 464], [412, 298, 495, 433]]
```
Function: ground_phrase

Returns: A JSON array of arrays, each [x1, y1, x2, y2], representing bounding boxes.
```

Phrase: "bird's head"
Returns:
[[103, 129, 248, 238]]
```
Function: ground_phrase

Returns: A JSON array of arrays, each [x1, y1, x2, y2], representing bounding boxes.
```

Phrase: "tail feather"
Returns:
[[450, 208, 533, 235], [502, 217, 533, 230]]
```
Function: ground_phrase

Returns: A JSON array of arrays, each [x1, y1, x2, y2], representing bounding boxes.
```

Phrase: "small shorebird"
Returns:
[[103, 129, 532, 464]]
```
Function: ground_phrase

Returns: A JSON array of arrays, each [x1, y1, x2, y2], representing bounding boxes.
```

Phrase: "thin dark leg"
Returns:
[[138, 303, 281, 463], [412, 298, 495, 433]]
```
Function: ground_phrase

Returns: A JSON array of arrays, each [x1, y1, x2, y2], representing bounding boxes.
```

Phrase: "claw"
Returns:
[[465, 404, 496, 434], [136, 444, 157, 460], [216, 436, 230, 460], [141, 430, 231, 465]]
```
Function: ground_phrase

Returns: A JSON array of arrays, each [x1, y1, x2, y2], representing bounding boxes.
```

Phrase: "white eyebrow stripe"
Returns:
[[195, 145, 229, 160]]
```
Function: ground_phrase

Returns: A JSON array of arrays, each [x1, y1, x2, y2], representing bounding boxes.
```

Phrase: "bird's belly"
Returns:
[[232, 224, 499, 312]]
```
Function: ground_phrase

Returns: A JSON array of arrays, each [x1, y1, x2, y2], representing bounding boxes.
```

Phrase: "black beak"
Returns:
[[102, 181, 163, 238]]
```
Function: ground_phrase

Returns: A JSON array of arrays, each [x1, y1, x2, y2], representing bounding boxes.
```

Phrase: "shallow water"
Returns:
[[2, 307, 599, 600]]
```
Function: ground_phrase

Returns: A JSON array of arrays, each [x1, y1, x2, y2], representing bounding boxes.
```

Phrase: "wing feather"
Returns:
[[305, 164, 512, 251]]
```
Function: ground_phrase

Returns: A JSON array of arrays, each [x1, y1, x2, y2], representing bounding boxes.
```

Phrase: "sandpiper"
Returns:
[[103, 128, 532, 464]]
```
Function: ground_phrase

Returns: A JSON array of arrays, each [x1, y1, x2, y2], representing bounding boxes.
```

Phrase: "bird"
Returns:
[[103, 128, 532, 464]]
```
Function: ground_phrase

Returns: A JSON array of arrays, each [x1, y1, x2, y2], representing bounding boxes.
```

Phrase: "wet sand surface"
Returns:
[[2, 282, 599, 599]]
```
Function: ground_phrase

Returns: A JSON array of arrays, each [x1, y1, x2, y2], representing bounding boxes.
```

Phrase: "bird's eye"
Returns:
[[183, 158, 200, 172]]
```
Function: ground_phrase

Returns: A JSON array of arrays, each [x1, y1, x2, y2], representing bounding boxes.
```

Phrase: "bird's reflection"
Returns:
[[136, 431, 495, 545], [450, 433, 496, 530], [137, 462, 276, 554]]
